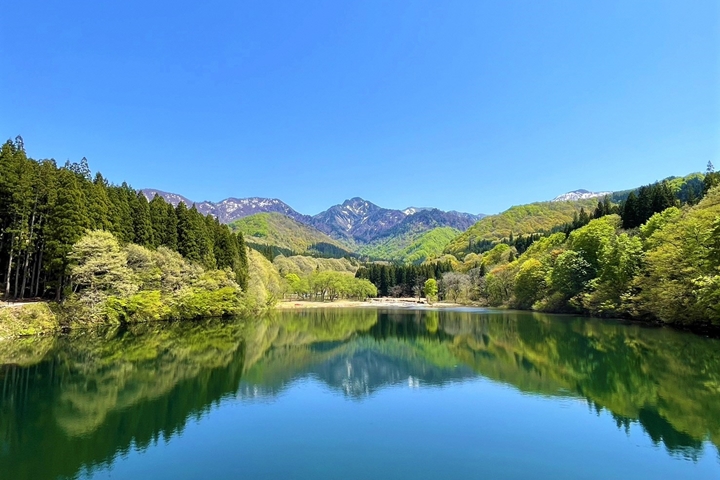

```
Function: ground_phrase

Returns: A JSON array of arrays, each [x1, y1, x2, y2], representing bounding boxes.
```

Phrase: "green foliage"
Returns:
[[567, 215, 620, 273], [445, 199, 598, 257], [513, 259, 546, 309], [230, 213, 351, 257], [61, 230, 267, 325], [549, 250, 593, 301], [358, 226, 460, 263], [633, 187, 720, 325], [0, 303, 59, 338], [423, 278, 438, 303], [356, 262, 454, 297], [292, 270, 377, 301], [0, 139, 248, 303]]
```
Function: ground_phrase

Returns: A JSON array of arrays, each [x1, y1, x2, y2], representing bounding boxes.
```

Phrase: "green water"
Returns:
[[1, 308, 719, 479]]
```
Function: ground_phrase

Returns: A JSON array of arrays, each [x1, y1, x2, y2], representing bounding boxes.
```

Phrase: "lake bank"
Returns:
[[275, 298, 463, 310]]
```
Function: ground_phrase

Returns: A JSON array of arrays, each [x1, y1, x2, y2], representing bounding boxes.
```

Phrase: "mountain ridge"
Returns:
[[141, 189, 484, 245]]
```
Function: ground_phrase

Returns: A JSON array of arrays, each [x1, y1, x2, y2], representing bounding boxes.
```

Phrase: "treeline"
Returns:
[[355, 261, 454, 297], [465, 174, 717, 261], [438, 168, 720, 328], [250, 241, 355, 262], [0, 137, 248, 301], [284, 270, 377, 301]]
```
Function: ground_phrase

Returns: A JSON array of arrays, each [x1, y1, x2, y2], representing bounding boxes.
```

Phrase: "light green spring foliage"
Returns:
[[284, 270, 377, 301], [445, 199, 599, 257], [423, 278, 438, 303], [633, 187, 720, 325], [229, 212, 349, 253], [273, 254, 357, 277], [67, 230, 269, 324], [246, 248, 285, 309], [358, 227, 460, 264], [468, 189, 720, 325]]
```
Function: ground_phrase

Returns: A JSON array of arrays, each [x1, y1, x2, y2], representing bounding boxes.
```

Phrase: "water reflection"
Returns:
[[1, 308, 719, 478]]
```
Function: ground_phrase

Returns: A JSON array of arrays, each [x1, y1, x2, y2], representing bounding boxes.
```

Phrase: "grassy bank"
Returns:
[[0, 303, 60, 339]]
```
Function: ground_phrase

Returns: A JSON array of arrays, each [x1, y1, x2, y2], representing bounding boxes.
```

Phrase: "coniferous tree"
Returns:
[[45, 169, 90, 299], [133, 192, 154, 247], [86, 173, 112, 231], [622, 192, 639, 229]]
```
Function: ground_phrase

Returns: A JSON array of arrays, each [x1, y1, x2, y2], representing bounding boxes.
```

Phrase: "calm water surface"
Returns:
[[1, 308, 719, 479]]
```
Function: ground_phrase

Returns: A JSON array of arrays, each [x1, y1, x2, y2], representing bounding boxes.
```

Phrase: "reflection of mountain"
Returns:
[[1, 308, 720, 479], [239, 336, 475, 400]]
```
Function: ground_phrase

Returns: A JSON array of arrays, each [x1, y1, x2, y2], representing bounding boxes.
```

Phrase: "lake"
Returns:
[[1, 307, 719, 479]]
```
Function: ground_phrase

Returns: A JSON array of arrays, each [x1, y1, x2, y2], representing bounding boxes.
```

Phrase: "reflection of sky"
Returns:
[[85, 378, 720, 480]]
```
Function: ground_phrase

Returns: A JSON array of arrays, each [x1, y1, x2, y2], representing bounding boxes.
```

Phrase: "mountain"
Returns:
[[310, 197, 409, 244], [141, 189, 310, 224], [552, 189, 611, 202], [142, 189, 484, 247], [356, 208, 483, 262], [444, 198, 600, 257], [310, 199, 484, 245], [229, 213, 351, 257]]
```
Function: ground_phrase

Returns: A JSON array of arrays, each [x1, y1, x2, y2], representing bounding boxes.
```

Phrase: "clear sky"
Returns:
[[2, 1, 718, 215]]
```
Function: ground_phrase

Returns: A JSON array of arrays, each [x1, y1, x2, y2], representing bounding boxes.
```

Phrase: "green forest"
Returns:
[[409, 169, 720, 329], [2, 134, 720, 335], [0, 137, 266, 330]]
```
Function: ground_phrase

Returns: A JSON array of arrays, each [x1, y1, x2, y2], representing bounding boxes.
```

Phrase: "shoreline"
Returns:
[[275, 298, 465, 310]]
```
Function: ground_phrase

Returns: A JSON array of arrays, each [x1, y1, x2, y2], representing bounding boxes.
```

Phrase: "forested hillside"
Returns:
[[0, 138, 258, 324], [417, 169, 720, 329], [444, 198, 599, 258], [358, 227, 460, 264], [229, 212, 353, 258]]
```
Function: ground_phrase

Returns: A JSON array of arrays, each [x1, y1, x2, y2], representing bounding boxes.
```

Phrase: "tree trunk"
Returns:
[[56, 274, 63, 301], [13, 256, 21, 299], [20, 206, 38, 299], [5, 235, 14, 299], [32, 245, 44, 298]]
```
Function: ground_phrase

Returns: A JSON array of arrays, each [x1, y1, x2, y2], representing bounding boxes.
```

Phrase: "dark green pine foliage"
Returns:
[[356, 261, 454, 297], [622, 182, 677, 229], [212, 218, 237, 270], [45, 169, 90, 299], [133, 192, 154, 247], [622, 192, 640, 229], [0, 138, 250, 300], [86, 173, 112, 231], [176, 203, 202, 263], [704, 161, 720, 194], [107, 184, 135, 243]]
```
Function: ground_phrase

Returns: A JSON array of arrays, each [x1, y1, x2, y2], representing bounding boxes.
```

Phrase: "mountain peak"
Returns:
[[552, 189, 611, 202]]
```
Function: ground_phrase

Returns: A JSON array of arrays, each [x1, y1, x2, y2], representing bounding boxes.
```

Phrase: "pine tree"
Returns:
[[622, 192, 639, 229], [45, 169, 90, 299], [176, 203, 200, 262], [86, 173, 112, 230], [133, 192, 154, 247]]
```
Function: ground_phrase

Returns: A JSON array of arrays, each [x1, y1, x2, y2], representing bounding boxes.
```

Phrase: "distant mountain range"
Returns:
[[141, 189, 485, 246]]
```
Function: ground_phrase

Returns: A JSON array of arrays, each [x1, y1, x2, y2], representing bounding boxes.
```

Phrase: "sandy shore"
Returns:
[[275, 298, 463, 310]]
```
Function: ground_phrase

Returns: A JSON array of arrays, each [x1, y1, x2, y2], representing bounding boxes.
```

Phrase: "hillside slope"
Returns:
[[444, 198, 599, 257], [359, 226, 460, 264], [229, 213, 351, 256]]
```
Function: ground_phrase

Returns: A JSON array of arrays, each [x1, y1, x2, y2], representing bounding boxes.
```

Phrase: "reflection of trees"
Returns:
[[1, 307, 719, 479], [434, 310, 720, 456], [0, 320, 247, 480]]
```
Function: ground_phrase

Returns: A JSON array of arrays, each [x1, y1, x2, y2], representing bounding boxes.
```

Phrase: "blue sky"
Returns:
[[2, 1, 718, 215]]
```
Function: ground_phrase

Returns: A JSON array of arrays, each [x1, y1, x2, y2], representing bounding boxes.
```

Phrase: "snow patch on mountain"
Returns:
[[552, 189, 612, 202]]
